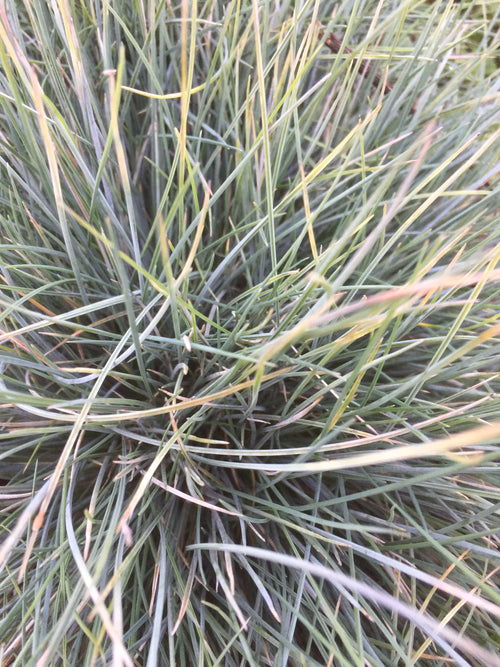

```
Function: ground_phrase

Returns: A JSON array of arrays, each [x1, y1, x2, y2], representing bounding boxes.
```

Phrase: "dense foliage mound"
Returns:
[[0, 0, 499, 664]]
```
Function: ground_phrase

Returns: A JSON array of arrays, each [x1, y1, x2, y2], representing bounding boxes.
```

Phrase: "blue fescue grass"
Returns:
[[1, 0, 500, 665]]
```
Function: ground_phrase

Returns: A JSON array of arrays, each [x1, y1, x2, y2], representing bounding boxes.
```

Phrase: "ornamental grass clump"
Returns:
[[1, 0, 500, 665]]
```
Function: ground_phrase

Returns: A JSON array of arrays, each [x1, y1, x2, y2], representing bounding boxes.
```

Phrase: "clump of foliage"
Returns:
[[1, 0, 499, 665]]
